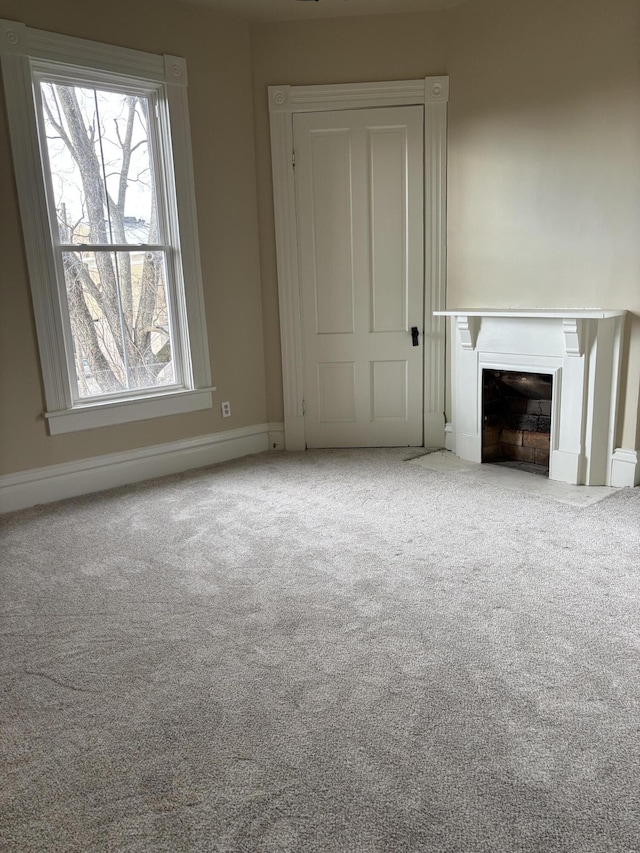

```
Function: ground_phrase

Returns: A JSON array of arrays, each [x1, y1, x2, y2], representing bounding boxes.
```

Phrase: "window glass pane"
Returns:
[[39, 82, 158, 245], [63, 250, 176, 398]]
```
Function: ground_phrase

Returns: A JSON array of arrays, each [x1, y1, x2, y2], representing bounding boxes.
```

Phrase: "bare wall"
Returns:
[[0, 0, 266, 475]]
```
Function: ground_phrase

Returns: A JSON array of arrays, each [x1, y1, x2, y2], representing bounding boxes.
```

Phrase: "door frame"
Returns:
[[268, 77, 449, 451]]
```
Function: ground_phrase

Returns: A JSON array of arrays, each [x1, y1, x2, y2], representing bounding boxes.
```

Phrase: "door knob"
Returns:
[[411, 326, 420, 346]]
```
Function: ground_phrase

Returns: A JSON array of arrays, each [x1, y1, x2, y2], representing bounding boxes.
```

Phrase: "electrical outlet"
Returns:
[[221, 401, 231, 418]]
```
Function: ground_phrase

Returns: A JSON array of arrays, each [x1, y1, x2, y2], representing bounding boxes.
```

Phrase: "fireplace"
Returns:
[[482, 369, 552, 473], [434, 309, 626, 486]]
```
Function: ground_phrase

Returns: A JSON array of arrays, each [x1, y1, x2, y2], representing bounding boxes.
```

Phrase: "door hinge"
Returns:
[[292, 150, 296, 169], [302, 399, 306, 415]]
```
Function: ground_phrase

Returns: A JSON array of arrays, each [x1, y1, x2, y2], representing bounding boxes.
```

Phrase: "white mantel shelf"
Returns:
[[434, 308, 625, 319], [440, 308, 627, 486]]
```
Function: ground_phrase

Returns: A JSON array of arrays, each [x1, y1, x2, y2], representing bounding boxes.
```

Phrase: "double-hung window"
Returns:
[[1, 20, 212, 433]]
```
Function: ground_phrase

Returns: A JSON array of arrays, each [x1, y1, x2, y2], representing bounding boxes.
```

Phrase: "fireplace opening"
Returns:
[[482, 370, 553, 476]]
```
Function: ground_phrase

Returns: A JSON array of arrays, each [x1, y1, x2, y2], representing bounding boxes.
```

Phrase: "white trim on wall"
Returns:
[[610, 448, 640, 488], [268, 77, 449, 451], [267, 423, 286, 451], [0, 423, 284, 514], [44, 389, 215, 434], [444, 422, 455, 452]]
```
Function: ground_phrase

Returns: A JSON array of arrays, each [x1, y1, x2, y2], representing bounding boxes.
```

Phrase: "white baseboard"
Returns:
[[610, 448, 640, 488], [444, 422, 455, 452], [0, 422, 282, 514], [267, 422, 285, 451]]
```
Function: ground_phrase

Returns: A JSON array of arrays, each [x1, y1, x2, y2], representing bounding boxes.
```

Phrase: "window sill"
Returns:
[[44, 388, 215, 434]]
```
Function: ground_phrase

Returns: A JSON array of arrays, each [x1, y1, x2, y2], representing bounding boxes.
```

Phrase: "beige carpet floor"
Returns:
[[1, 448, 639, 852]]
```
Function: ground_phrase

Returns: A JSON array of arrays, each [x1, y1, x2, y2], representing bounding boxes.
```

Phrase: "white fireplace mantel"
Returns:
[[434, 308, 627, 486]]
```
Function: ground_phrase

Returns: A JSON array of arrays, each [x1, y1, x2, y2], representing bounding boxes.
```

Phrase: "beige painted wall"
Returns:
[[0, 0, 266, 475], [251, 0, 640, 450]]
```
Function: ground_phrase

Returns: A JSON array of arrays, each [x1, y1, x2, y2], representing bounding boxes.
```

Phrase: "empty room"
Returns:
[[1, 0, 639, 850]]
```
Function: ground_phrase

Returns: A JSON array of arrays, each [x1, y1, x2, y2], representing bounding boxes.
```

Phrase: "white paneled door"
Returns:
[[293, 106, 424, 447]]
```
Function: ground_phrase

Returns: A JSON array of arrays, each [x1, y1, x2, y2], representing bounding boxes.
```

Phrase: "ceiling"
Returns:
[[175, 0, 469, 24]]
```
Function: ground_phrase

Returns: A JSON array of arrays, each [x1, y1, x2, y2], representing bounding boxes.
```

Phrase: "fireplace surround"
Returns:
[[434, 309, 626, 486]]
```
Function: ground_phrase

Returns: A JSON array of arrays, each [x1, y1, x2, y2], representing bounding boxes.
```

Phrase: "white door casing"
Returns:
[[269, 78, 449, 451], [294, 106, 424, 447]]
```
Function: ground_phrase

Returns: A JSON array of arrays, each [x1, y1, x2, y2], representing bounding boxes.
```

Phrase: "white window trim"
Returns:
[[0, 20, 214, 434]]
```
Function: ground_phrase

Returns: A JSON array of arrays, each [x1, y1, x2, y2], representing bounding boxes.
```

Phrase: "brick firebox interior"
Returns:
[[482, 370, 553, 472]]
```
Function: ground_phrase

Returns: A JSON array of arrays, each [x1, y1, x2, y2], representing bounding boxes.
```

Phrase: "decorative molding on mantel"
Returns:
[[455, 315, 479, 351], [436, 309, 625, 357], [562, 318, 583, 357], [434, 308, 625, 319]]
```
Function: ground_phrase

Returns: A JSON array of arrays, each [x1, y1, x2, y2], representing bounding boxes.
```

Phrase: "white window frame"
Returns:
[[0, 20, 213, 434]]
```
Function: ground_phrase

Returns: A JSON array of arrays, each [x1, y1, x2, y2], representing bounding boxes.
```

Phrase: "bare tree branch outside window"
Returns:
[[40, 81, 176, 398]]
